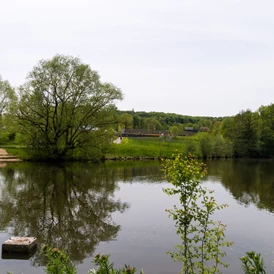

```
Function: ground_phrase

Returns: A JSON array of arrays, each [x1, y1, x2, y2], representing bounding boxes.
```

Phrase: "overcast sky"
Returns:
[[1, 0, 274, 117]]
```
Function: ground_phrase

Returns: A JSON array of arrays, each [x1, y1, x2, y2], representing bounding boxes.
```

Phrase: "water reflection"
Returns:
[[0, 162, 130, 265], [205, 159, 274, 213], [105, 161, 163, 183], [1, 159, 274, 274]]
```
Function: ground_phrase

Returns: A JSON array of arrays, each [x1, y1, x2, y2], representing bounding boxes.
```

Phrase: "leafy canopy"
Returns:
[[17, 55, 123, 159]]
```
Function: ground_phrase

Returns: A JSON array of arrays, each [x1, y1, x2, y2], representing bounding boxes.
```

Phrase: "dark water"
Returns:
[[0, 159, 274, 274]]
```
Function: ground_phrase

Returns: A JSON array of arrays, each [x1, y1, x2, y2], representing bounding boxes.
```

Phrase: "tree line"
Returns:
[[221, 107, 274, 157], [117, 110, 224, 132]]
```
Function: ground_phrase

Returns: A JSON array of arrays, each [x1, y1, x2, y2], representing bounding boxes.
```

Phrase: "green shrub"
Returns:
[[163, 153, 233, 273], [240, 251, 266, 274], [88, 254, 144, 274], [42, 245, 77, 274]]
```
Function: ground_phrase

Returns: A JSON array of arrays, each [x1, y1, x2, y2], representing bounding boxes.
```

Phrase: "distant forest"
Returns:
[[117, 104, 274, 158], [117, 110, 224, 131]]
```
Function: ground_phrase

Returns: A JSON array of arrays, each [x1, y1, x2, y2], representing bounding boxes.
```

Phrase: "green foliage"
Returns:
[[144, 117, 163, 130], [198, 133, 213, 158], [119, 113, 133, 129], [240, 251, 266, 274], [220, 117, 234, 140], [197, 132, 233, 158], [219, 107, 274, 157], [232, 110, 261, 157], [117, 110, 223, 131], [41, 247, 143, 274], [163, 153, 233, 273], [0, 75, 18, 145], [16, 54, 122, 160], [0, 75, 16, 116], [3, 146, 32, 160], [121, 137, 129, 144], [88, 254, 144, 274], [170, 125, 179, 137], [184, 137, 198, 155], [42, 245, 77, 274], [0, 131, 10, 144], [259, 104, 274, 157]]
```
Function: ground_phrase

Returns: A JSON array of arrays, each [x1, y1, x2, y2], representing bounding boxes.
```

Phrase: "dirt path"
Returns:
[[0, 148, 9, 155]]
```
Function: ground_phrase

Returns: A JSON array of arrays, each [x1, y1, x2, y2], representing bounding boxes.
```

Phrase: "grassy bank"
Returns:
[[106, 136, 201, 159], [2, 133, 232, 161], [3, 146, 104, 162], [3, 146, 32, 160], [3, 138, 195, 161]]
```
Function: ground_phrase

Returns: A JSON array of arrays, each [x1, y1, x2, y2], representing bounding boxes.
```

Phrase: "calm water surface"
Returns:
[[0, 159, 274, 274]]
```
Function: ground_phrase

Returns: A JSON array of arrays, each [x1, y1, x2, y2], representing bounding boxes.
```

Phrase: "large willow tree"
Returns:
[[17, 55, 123, 159]]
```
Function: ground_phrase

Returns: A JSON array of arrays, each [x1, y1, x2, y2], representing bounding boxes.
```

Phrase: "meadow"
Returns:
[[106, 136, 201, 159]]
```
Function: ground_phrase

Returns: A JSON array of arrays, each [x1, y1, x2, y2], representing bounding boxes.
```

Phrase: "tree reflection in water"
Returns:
[[205, 159, 274, 213], [0, 162, 129, 266]]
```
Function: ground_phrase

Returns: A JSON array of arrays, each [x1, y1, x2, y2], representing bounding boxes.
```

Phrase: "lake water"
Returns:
[[0, 159, 274, 274]]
